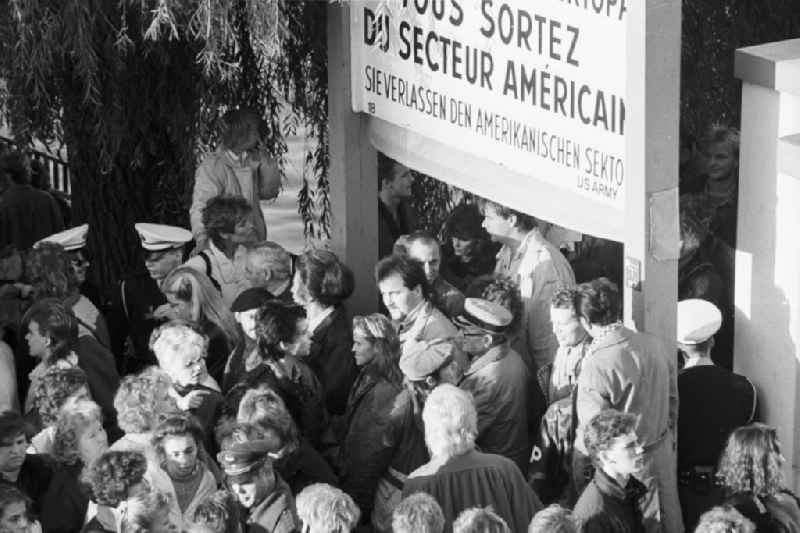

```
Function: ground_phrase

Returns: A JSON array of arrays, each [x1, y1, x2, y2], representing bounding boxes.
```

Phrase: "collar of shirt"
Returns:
[[207, 240, 245, 283], [398, 300, 429, 335], [464, 343, 509, 376], [308, 306, 335, 335]]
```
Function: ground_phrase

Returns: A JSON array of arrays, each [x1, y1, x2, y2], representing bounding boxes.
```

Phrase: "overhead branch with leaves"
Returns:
[[0, 0, 331, 294]]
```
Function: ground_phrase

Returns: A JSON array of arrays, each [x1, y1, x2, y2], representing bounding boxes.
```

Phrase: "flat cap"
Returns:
[[231, 287, 274, 313], [677, 299, 722, 345], [454, 297, 512, 333], [34, 224, 88, 251], [134, 223, 192, 251], [399, 338, 455, 381], [217, 439, 281, 482]]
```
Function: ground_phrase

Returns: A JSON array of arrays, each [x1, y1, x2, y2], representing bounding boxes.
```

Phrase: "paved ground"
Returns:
[[260, 130, 308, 255]]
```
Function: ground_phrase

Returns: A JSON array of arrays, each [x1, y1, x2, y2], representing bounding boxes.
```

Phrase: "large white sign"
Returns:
[[351, 0, 628, 214]]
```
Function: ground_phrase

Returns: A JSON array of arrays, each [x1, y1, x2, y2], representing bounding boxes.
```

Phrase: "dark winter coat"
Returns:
[[307, 306, 357, 416]]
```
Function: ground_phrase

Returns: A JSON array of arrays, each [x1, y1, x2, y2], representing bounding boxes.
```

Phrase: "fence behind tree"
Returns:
[[0, 135, 70, 195]]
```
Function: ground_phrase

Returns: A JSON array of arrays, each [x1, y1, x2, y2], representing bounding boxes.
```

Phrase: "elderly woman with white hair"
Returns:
[[402, 384, 542, 533], [295, 483, 360, 533], [149, 320, 224, 442]]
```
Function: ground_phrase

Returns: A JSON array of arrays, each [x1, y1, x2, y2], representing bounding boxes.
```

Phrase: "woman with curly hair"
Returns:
[[118, 490, 175, 533], [338, 314, 403, 526], [25, 242, 110, 348], [80, 451, 149, 533], [27, 366, 89, 454], [695, 506, 755, 533], [39, 400, 108, 533], [295, 483, 360, 533], [291, 249, 357, 417], [718, 423, 800, 531], [110, 367, 179, 457], [236, 385, 336, 495], [159, 267, 241, 384]]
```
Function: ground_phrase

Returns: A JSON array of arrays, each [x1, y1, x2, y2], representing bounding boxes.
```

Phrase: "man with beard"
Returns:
[[375, 254, 457, 357], [218, 438, 299, 533], [107, 222, 192, 374], [0, 412, 52, 515]]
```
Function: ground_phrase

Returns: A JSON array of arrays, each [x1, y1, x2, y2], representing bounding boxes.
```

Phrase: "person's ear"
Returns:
[[508, 214, 517, 229], [278, 341, 288, 351], [482, 334, 493, 349], [425, 376, 437, 389], [579, 317, 591, 332]]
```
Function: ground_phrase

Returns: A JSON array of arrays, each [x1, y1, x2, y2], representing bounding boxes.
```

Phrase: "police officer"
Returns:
[[107, 223, 191, 374], [218, 439, 299, 533], [676, 299, 757, 530]]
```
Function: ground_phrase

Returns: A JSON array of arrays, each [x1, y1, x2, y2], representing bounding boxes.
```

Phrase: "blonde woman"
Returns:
[[338, 314, 402, 528], [159, 267, 241, 384]]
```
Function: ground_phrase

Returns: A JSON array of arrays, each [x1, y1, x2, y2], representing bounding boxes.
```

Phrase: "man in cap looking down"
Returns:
[[676, 299, 756, 530], [217, 437, 299, 533], [455, 297, 531, 472], [107, 222, 192, 373]]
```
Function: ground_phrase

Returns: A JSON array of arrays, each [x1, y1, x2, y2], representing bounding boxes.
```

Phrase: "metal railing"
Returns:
[[0, 135, 71, 195]]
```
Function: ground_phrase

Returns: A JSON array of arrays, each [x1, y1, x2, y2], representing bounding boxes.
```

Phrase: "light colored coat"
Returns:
[[397, 300, 457, 357], [190, 150, 281, 245], [575, 326, 683, 533], [495, 229, 575, 370]]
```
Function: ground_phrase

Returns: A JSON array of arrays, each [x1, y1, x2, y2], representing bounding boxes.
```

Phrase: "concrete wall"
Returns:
[[734, 39, 800, 491]]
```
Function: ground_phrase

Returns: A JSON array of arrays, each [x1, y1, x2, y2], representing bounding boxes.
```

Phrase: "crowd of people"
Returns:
[[0, 110, 795, 533]]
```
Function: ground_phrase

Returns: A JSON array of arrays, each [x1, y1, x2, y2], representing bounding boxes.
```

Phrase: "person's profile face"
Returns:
[[165, 351, 207, 387], [378, 273, 422, 321], [481, 205, 513, 241], [145, 249, 182, 282], [550, 307, 586, 347], [352, 332, 375, 367], [235, 309, 260, 341], [388, 164, 414, 199], [25, 320, 49, 360], [165, 292, 195, 322], [600, 430, 644, 477], [77, 419, 108, 466], [291, 271, 311, 306]]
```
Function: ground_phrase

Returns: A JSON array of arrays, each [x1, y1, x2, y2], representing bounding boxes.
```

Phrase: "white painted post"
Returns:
[[734, 39, 800, 491], [328, 1, 379, 316], [623, 1, 681, 341]]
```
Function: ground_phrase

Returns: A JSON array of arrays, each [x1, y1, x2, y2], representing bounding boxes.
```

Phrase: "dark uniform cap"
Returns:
[[216, 439, 281, 483], [399, 338, 456, 381], [231, 287, 274, 313], [454, 297, 512, 333]]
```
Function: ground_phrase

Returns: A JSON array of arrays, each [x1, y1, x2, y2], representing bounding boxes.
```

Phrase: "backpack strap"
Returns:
[[198, 251, 222, 292]]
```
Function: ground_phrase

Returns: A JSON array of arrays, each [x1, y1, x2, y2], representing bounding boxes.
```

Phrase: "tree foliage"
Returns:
[[680, 0, 800, 137], [0, 0, 329, 293]]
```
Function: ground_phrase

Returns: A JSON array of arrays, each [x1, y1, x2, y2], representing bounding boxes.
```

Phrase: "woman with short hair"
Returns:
[[718, 423, 800, 531], [118, 491, 174, 533], [81, 451, 149, 533], [403, 385, 542, 533], [292, 250, 357, 417], [27, 366, 89, 454], [441, 203, 501, 292], [40, 400, 108, 533], [338, 314, 403, 527], [160, 267, 241, 384]]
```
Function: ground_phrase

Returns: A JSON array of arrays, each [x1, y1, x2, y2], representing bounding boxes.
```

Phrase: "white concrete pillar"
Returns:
[[734, 39, 800, 491], [328, 1, 379, 316], [623, 0, 681, 340]]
